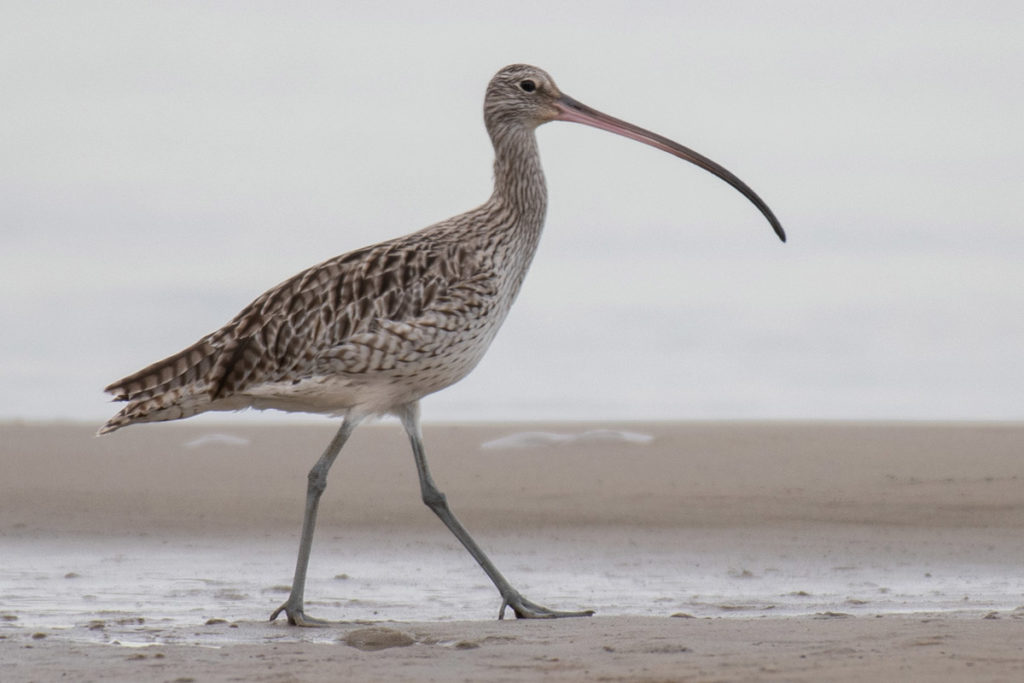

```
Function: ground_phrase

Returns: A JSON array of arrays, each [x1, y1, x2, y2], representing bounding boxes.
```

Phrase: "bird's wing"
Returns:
[[202, 235, 497, 398]]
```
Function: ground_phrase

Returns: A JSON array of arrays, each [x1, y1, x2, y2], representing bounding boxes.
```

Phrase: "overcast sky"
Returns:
[[2, 1, 1021, 424]]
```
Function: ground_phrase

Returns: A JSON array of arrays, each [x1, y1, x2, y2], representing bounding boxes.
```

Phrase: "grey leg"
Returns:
[[398, 402, 594, 620], [270, 414, 362, 626]]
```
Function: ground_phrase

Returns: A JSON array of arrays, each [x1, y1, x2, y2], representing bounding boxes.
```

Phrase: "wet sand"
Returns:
[[2, 420, 1023, 681]]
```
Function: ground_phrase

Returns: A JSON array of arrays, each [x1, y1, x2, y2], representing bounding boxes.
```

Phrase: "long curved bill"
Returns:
[[554, 94, 786, 242]]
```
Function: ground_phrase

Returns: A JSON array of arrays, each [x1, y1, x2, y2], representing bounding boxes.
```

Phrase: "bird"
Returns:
[[100, 64, 785, 626]]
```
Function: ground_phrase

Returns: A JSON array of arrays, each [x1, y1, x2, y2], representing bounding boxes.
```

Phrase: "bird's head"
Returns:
[[484, 64, 566, 129], [484, 63, 786, 242]]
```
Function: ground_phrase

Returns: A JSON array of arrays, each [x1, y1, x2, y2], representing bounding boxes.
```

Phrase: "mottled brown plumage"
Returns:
[[100, 221, 529, 431], [100, 64, 783, 624], [100, 67, 556, 435]]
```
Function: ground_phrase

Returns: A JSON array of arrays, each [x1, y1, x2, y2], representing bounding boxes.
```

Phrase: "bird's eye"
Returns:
[[519, 79, 536, 93]]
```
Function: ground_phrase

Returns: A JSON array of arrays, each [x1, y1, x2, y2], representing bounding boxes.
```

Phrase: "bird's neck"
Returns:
[[488, 124, 548, 227], [472, 123, 549, 307]]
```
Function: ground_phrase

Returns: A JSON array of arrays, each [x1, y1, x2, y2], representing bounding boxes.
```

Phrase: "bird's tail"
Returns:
[[98, 337, 218, 435]]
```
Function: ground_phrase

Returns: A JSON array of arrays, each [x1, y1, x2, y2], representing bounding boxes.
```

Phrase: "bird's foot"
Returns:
[[269, 599, 330, 627], [499, 592, 595, 620]]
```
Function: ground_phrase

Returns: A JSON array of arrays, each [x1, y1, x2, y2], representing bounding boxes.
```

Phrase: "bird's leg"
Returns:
[[398, 403, 594, 620], [270, 415, 362, 626]]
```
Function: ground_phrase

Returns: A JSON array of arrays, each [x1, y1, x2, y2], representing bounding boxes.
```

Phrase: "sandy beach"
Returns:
[[2, 420, 1023, 681]]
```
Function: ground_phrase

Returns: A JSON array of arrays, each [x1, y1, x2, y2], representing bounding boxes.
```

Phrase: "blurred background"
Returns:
[[2, 1, 1021, 424]]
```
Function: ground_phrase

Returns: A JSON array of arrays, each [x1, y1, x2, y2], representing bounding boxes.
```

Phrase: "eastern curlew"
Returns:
[[100, 64, 785, 625]]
